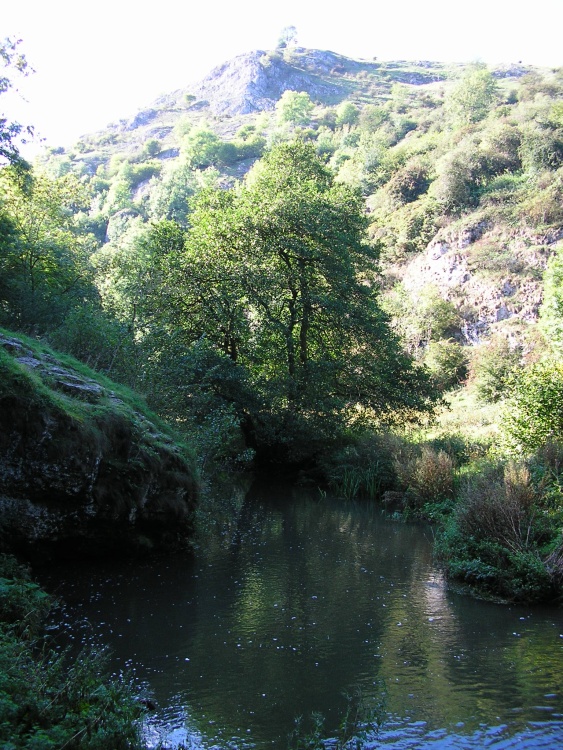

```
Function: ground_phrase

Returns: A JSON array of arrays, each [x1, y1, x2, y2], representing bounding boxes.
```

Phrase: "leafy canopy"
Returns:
[[158, 142, 437, 459], [0, 37, 33, 167]]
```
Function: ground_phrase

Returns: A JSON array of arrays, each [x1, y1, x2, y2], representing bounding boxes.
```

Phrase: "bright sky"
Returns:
[[3, 0, 562, 154]]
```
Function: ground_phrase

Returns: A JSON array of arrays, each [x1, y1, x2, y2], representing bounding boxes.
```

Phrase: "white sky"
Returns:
[[3, 0, 563, 154]]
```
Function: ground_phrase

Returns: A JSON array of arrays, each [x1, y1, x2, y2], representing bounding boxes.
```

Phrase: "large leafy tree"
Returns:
[[166, 142, 436, 459]]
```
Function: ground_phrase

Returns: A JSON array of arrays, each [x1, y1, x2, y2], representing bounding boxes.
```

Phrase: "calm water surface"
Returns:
[[42, 485, 563, 749]]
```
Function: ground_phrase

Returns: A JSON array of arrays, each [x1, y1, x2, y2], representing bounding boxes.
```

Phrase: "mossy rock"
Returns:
[[0, 330, 199, 559]]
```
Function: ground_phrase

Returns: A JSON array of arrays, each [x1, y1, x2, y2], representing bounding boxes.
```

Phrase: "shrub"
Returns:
[[376, 197, 437, 259], [0, 555, 147, 750], [455, 463, 539, 553], [386, 156, 431, 205], [469, 336, 521, 403], [335, 101, 360, 127], [395, 445, 455, 509], [545, 535, 563, 587], [501, 360, 563, 454], [436, 465, 557, 602], [423, 339, 468, 391], [321, 432, 399, 500], [519, 125, 563, 173], [446, 65, 498, 125]]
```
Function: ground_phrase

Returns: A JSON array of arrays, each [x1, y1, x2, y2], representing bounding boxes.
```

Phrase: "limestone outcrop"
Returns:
[[0, 332, 199, 559]]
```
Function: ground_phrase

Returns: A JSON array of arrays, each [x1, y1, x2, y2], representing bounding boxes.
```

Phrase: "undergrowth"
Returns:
[[0, 554, 148, 750]]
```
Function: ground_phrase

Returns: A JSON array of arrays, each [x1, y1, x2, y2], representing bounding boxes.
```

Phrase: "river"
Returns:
[[41, 484, 563, 749]]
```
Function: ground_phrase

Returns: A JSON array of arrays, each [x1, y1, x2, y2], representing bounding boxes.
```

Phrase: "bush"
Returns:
[[335, 101, 360, 127], [502, 360, 563, 454], [436, 461, 559, 602], [469, 336, 521, 403], [321, 432, 399, 500], [423, 339, 468, 391], [455, 463, 539, 553], [519, 125, 563, 172], [446, 65, 498, 125], [386, 156, 431, 205], [395, 445, 455, 510]]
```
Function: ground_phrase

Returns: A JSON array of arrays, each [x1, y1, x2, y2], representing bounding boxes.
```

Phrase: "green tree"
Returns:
[[335, 101, 360, 127], [171, 142, 437, 459], [502, 360, 563, 454], [446, 64, 498, 125], [1, 37, 33, 167], [147, 159, 198, 224], [275, 91, 314, 127], [277, 25, 298, 49], [470, 336, 521, 403], [0, 167, 97, 330], [181, 127, 223, 169]]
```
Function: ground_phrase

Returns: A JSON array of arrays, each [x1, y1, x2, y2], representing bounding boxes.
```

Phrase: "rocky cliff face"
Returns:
[[0, 333, 199, 559], [185, 50, 347, 116], [399, 221, 562, 345]]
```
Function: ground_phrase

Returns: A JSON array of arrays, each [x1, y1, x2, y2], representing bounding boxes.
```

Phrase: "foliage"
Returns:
[[384, 284, 460, 353], [395, 445, 455, 511], [519, 124, 563, 173], [423, 339, 468, 391], [0, 555, 147, 750], [0, 167, 99, 331], [540, 241, 563, 351], [48, 303, 135, 378], [320, 432, 399, 500], [181, 127, 224, 169], [436, 460, 559, 602], [277, 25, 298, 49], [386, 156, 431, 205], [501, 360, 563, 454], [287, 684, 386, 750], [445, 64, 498, 125], [275, 91, 315, 126], [335, 101, 360, 127], [0, 37, 33, 167], [469, 335, 521, 403], [164, 141, 437, 463]]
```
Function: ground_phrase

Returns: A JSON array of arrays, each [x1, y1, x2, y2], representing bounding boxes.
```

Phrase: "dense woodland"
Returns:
[[3, 35, 563, 748]]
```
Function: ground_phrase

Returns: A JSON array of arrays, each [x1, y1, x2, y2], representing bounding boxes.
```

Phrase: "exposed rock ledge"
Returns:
[[0, 332, 199, 560]]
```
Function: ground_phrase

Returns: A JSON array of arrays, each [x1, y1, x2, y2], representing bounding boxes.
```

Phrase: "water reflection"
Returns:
[[41, 485, 563, 749]]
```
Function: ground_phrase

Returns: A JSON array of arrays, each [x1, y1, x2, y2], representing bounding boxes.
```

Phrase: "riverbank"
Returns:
[[0, 329, 199, 560], [318, 388, 563, 605], [0, 553, 149, 749]]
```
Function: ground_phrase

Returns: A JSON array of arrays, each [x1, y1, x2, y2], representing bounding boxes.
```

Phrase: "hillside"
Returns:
[[34, 46, 563, 369]]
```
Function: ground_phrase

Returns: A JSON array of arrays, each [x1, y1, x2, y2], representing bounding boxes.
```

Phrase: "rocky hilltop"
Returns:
[[155, 49, 349, 116], [76, 48, 453, 157], [0, 331, 199, 559]]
